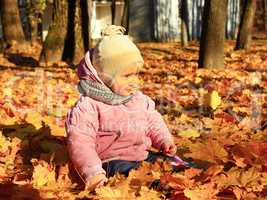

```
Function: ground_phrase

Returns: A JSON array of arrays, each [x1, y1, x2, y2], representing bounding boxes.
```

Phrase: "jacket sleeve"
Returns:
[[145, 95, 174, 149], [65, 97, 105, 183]]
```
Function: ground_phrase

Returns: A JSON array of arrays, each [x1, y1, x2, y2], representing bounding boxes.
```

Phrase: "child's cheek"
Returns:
[[132, 77, 140, 85], [118, 78, 129, 88]]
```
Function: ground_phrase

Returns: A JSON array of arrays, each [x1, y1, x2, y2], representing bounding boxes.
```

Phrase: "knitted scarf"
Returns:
[[77, 51, 133, 105]]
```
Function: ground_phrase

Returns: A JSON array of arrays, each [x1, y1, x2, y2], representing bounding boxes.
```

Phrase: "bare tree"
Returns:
[[27, 0, 46, 42], [235, 0, 256, 50], [0, 0, 26, 47], [265, 0, 267, 31], [198, 0, 228, 69], [72, 0, 87, 64], [154, 0, 179, 42], [121, 0, 129, 34], [180, 0, 189, 47], [40, 0, 91, 65], [111, 0, 116, 25], [39, 0, 68, 63]]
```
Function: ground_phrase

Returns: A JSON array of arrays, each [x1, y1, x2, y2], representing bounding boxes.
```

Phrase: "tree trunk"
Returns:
[[153, 0, 179, 42], [198, 0, 228, 69], [0, 0, 26, 47], [235, 0, 256, 50], [73, 0, 85, 65], [40, 0, 89, 65], [80, 0, 90, 51], [29, 16, 39, 42], [121, 0, 130, 34], [180, 0, 189, 47], [264, 0, 267, 31], [87, 0, 93, 48], [111, 0, 116, 25], [0, 38, 5, 53], [39, 0, 68, 63], [27, 0, 38, 42], [62, 0, 86, 65]]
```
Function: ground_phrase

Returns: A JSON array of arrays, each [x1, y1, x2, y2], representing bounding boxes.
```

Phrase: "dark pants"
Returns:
[[102, 151, 182, 178]]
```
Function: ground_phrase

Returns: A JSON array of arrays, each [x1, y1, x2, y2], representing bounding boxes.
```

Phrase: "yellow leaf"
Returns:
[[50, 110, 64, 118], [261, 173, 267, 186], [95, 186, 134, 199], [1, 117, 17, 126], [184, 139, 228, 163], [194, 77, 202, 84], [43, 116, 66, 137], [178, 114, 191, 122], [0, 132, 11, 153], [249, 72, 261, 86], [206, 90, 221, 110], [136, 186, 161, 200], [66, 98, 76, 107], [31, 159, 56, 188], [49, 124, 66, 137], [178, 129, 200, 138], [42, 115, 54, 125], [3, 88, 12, 97], [25, 112, 43, 129], [184, 182, 219, 200]]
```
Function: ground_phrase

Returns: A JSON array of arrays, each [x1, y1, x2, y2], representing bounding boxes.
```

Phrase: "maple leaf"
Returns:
[[261, 173, 267, 187], [232, 186, 258, 200], [184, 139, 228, 164], [0, 133, 21, 172], [95, 185, 135, 200], [214, 112, 237, 124], [42, 115, 66, 137], [25, 112, 43, 129], [136, 186, 161, 200], [205, 90, 222, 110], [0, 132, 12, 153], [56, 164, 73, 188], [0, 115, 18, 126], [184, 168, 203, 180], [184, 182, 219, 200], [31, 159, 56, 188], [214, 167, 262, 192], [231, 141, 267, 167], [178, 129, 200, 138], [128, 161, 166, 186], [160, 173, 195, 190], [170, 190, 190, 200]]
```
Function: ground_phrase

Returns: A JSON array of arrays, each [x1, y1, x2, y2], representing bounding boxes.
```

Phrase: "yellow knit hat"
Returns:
[[92, 25, 144, 79]]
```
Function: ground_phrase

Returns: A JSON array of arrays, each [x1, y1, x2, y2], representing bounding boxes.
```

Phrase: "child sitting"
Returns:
[[65, 25, 177, 191]]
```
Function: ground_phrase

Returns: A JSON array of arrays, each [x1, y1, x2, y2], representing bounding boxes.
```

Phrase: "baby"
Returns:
[[65, 25, 177, 190]]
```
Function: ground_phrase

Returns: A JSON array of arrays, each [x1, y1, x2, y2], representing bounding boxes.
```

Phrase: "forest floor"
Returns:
[[0, 39, 266, 200]]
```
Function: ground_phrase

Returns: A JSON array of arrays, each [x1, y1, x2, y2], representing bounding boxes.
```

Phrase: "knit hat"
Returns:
[[92, 25, 144, 79]]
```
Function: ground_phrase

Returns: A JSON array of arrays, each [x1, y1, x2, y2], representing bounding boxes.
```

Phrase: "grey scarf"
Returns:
[[78, 79, 133, 105]]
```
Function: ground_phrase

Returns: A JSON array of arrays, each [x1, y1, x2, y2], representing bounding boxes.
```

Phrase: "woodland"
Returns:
[[0, 0, 266, 199]]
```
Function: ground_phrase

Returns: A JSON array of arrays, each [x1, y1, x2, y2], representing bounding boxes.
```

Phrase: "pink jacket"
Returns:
[[65, 52, 174, 182]]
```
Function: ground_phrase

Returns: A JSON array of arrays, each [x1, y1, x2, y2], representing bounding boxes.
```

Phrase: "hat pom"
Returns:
[[101, 25, 126, 36]]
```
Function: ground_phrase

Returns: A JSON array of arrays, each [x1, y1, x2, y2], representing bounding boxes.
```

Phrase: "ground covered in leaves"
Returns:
[[0, 40, 266, 200]]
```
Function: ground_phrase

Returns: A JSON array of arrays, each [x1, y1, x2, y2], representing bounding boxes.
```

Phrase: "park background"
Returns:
[[0, 0, 267, 199]]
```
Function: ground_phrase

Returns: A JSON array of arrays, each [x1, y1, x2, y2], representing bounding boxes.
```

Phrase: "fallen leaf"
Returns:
[[178, 129, 200, 138], [25, 112, 43, 129], [206, 90, 221, 110]]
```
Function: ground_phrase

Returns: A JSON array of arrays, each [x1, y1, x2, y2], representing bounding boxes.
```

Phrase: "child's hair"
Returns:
[[92, 25, 144, 78]]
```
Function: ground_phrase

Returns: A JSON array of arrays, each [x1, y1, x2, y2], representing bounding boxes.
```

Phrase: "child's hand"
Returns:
[[85, 173, 107, 191], [161, 140, 177, 156]]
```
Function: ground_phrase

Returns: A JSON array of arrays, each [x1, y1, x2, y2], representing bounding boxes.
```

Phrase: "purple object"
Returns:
[[170, 155, 189, 166]]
